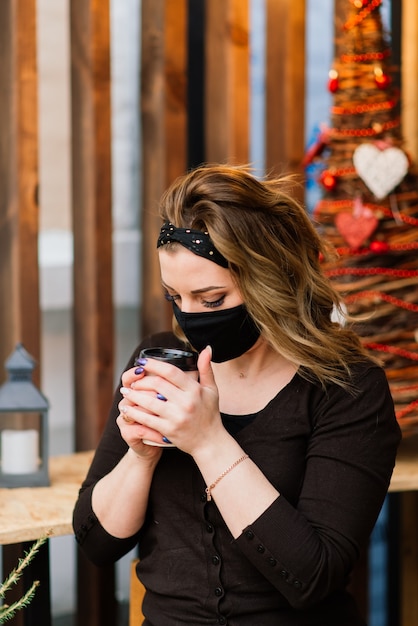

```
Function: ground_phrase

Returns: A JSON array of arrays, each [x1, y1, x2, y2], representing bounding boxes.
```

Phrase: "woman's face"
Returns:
[[159, 247, 243, 313]]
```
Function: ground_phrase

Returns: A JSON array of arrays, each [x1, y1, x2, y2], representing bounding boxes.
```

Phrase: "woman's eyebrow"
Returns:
[[161, 281, 226, 295], [190, 286, 226, 294]]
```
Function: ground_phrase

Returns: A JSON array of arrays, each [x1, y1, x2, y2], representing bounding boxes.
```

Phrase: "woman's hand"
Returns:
[[91, 361, 164, 539], [117, 365, 164, 461], [118, 346, 225, 456]]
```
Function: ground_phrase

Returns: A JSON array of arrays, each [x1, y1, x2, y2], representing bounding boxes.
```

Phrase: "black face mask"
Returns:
[[173, 303, 261, 363]]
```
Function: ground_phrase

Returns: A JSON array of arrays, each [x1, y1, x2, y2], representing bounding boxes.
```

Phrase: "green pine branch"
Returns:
[[0, 532, 51, 624], [0, 581, 40, 624]]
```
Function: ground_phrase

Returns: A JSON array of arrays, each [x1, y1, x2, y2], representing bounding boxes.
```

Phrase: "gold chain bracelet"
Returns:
[[205, 454, 249, 502]]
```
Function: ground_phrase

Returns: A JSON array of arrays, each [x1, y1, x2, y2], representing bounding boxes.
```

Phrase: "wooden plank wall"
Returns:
[[398, 3, 418, 624], [0, 0, 40, 378], [70, 2, 116, 624], [265, 0, 305, 188], [70, 0, 114, 453], [205, 0, 250, 164], [393, 3, 418, 625], [402, 0, 418, 161], [0, 3, 44, 624]]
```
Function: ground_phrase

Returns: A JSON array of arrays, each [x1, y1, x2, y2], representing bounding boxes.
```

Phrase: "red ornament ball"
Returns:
[[374, 67, 391, 89], [369, 240, 390, 253], [328, 69, 339, 93], [320, 171, 337, 191]]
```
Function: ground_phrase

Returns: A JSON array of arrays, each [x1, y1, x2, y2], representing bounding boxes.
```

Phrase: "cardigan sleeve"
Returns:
[[72, 332, 185, 566], [234, 364, 401, 609]]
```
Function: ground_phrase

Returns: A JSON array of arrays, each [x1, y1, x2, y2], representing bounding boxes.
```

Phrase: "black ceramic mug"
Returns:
[[137, 347, 198, 447]]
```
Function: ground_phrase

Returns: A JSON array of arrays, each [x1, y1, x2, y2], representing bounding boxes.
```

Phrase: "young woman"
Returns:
[[73, 165, 401, 625]]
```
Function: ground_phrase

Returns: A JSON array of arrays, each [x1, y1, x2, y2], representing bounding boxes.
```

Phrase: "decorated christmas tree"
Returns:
[[308, 0, 418, 436]]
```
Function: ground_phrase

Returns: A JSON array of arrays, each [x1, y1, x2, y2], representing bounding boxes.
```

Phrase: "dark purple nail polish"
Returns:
[[135, 367, 144, 375], [156, 393, 167, 401], [162, 436, 172, 444], [135, 358, 147, 366]]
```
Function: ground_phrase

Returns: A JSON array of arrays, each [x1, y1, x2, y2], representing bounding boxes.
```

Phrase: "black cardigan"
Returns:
[[73, 332, 401, 625]]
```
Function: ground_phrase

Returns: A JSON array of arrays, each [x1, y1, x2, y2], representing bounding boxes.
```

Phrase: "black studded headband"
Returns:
[[157, 222, 229, 268]]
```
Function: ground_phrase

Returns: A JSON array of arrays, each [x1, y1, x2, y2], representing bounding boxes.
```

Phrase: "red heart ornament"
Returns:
[[335, 212, 379, 249]]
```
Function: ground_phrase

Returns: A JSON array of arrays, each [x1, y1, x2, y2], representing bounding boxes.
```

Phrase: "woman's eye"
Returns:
[[164, 291, 225, 308], [164, 291, 180, 303], [202, 296, 225, 309]]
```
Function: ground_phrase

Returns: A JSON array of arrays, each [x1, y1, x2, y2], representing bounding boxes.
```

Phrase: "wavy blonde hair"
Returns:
[[158, 164, 370, 388]]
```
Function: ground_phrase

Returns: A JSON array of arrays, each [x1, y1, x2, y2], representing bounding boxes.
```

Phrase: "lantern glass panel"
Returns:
[[0, 412, 43, 476]]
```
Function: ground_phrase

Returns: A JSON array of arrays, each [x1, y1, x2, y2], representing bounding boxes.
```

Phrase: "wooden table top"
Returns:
[[0, 450, 94, 545], [0, 438, 417, 546]]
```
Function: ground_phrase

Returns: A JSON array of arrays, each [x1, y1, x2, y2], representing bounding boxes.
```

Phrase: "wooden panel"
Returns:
[[265, 0, 305, 184], [140, 0, 188, 338], [398, 0, 418, 590], [0, 3, 41, 623], [70, 0, 114, 451], [402, 0, 418, 161], [165, 0, 188, 186], [70, 3, 116, 625], [205, 0, 250, 164], [401, 0, 418, 626], [390, 4, 418, 624], [401, 492, 418, 626], [140, 0, 167, 338], [390, 433, 418, 626], [0, 0, 40, 379]]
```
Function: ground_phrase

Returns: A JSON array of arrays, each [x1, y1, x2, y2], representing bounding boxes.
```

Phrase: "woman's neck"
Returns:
[[212, 339, 298, 415], [212, 337, 288, 376]]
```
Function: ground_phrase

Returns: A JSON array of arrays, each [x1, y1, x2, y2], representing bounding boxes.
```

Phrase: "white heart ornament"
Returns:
[[353, 144, 408, 199]]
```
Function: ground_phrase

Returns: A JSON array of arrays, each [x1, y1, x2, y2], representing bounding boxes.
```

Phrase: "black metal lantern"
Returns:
[[0, 344, 49, 487]]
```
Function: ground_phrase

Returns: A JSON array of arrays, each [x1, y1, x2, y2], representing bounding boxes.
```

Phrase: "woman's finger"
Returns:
[[121, 364, 146, 388]]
